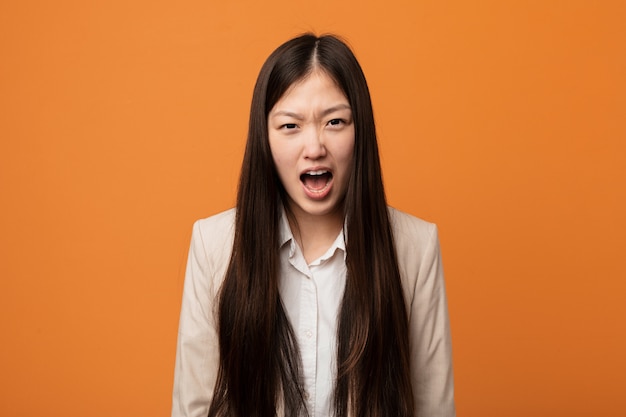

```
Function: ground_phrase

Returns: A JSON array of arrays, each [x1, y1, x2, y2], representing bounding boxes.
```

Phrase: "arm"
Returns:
[[172, 220, 221, 417], [409, 224, 456, 417]]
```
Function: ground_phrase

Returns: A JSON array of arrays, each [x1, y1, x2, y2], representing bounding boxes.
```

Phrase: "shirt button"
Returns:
[[305, 330, 313, 339]]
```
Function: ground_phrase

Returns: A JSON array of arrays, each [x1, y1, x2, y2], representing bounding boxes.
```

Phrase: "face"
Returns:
[[268, 70, 355, 222]]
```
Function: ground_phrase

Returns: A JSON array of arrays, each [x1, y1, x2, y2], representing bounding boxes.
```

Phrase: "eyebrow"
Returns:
[[270, 104, 352, 119]]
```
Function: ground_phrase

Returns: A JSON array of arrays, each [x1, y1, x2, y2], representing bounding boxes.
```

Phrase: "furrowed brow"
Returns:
[[320, 104, 351, 117], [270, 110, 304, 120]]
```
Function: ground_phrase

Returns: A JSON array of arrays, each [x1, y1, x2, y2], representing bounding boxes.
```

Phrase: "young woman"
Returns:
[[172, 34, 455, 417]]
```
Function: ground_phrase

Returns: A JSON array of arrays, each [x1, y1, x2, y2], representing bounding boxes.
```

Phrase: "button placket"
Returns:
[[298, 275, 318, 415]]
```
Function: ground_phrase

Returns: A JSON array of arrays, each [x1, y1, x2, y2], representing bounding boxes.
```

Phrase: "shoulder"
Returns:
[[388, 207, 442, 294], [194, 208, 236, 238], [388, 206, 438, 255], [191, 208, 236, 270]]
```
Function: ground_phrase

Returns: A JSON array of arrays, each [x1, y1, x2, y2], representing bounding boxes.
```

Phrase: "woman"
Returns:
[[172, 34, 455, 417]]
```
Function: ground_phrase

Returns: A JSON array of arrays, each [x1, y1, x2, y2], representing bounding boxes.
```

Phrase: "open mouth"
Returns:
[[300, 170, 333, 193]]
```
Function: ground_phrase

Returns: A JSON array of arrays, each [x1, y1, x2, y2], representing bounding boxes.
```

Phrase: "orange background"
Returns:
[[1, 1, 625, 416]]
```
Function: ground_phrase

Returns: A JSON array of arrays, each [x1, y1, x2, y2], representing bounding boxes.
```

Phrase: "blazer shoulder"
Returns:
[[195, 208, 236, 234], [387, 207, 444, 308], [192, 208, 236, 267], [388, 206, 438, 252]]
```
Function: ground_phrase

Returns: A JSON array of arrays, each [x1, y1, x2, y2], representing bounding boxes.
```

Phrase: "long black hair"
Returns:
[[208, 33, 414, 417]]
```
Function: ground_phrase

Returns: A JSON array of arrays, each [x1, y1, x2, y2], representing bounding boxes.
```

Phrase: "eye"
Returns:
[[281, 123, 298, 129], [327, 119, 344, 127]]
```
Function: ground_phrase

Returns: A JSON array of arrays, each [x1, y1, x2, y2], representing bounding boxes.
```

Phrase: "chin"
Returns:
[[302, 200, 344, 218]]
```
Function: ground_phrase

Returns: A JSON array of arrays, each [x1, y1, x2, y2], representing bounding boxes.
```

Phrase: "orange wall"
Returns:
[[1, 1, 624, 416]]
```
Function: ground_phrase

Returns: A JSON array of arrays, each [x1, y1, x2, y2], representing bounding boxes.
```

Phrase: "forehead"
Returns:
[[273, 70, 348, 109]]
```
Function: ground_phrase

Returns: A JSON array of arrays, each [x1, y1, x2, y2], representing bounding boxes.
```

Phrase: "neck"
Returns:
[[285, 203, 344, 264]]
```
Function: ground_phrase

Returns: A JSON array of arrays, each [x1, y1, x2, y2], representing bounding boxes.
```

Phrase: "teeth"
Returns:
[[306, 170, 328, 176]]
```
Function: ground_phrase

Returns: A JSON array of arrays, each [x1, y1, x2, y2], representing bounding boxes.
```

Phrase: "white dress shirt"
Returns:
[[277, 213, 347, 416]]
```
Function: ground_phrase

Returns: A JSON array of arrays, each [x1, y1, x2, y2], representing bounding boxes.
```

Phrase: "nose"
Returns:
[[302, 127, 326, 160]]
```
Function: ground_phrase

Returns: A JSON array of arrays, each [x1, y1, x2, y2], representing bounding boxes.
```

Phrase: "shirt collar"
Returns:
[[278, 207, 294, 249], [278, 207, 347, 262]]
